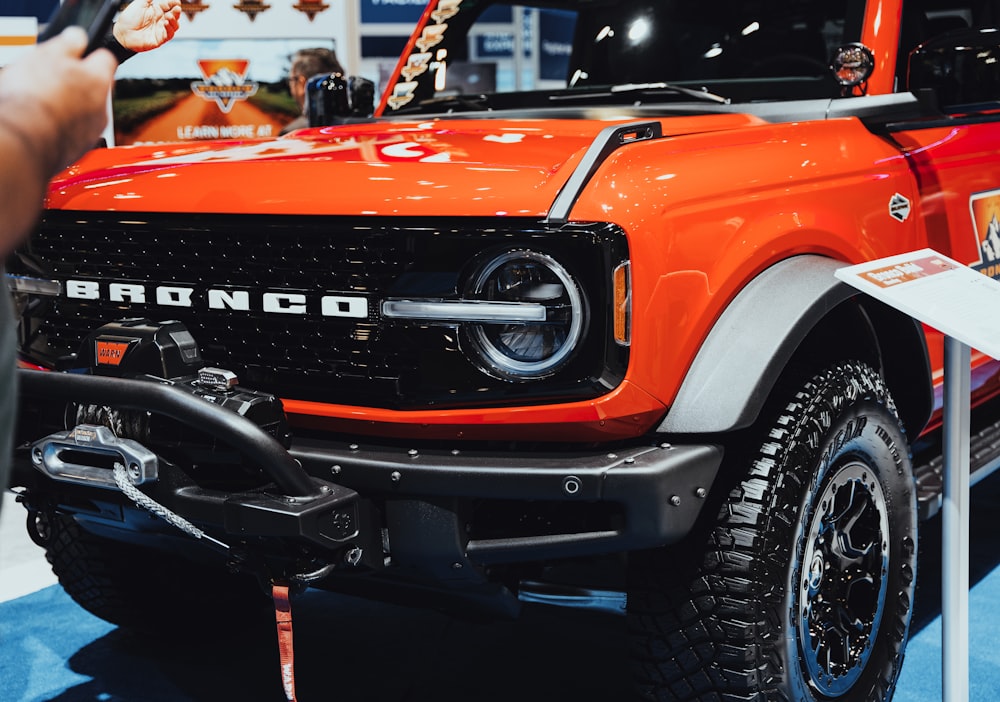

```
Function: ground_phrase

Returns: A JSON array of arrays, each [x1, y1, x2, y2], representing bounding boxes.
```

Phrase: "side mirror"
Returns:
[[831, 43, 875, 96], [908, 27, 1000, 110], [305, 73, 376, 126]]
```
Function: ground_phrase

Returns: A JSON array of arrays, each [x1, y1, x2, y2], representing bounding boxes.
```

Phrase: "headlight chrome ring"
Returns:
[[462, 249, 585, 381]]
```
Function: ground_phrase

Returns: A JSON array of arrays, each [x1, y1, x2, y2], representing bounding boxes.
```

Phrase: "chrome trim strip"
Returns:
[[382, 299, 547, 323], [5, 274, 61, 296]]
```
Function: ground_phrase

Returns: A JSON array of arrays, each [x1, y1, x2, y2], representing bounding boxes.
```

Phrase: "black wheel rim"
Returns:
[[798, 460, 889, 696]]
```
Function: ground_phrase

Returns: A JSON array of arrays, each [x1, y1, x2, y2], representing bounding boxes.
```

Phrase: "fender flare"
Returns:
[[657, 255, 932, 436]]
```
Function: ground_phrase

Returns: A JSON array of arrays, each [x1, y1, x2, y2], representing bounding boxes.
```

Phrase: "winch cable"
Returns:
[[111, 462, 303, 700], [111, 463, 230, 550]]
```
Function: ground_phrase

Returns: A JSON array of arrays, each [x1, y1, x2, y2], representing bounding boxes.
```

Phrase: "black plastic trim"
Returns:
[[545, 121, 664, 224], [378, 94, 932, 131], [659, 255, 931, 435], [291, 438, 723, 559], [17, 369, 723, 562], [15, 214, 629, 410], [659, 256, 854, 433]]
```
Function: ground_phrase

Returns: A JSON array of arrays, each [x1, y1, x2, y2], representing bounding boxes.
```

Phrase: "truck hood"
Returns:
[[46, 113, 762, 217]]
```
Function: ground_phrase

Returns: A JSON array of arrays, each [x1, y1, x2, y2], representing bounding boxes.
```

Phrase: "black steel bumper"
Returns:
[[15, 369, 723, 564], [290, 437, 722, 563]]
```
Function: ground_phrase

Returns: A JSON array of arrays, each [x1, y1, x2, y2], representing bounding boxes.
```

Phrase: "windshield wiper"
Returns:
[[551, 82, 730, 105], [391, 93, 492, 115]]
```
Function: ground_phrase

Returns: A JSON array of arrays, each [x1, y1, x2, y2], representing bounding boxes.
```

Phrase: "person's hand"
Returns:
[[0, 27, 117, 178], [113, 0, 182, 53]]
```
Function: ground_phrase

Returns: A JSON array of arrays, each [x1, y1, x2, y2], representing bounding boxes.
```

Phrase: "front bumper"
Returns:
[[290, 437, 721, 563], [14, 369, 723, 566]]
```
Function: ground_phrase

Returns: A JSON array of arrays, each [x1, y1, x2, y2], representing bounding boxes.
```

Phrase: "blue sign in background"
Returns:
[[472, 8, 574, 75], [359, 0, 575, 80], [475, 32, 516, 58], [539, 9, 575, 80], [480, 5, 514, 22], [0, 0, 58, 21], [361, 0, 428, 24]]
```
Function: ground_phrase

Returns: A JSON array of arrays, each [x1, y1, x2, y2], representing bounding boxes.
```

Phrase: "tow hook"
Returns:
[[23, 504, 51, 549], [290, 561, 340, 585]]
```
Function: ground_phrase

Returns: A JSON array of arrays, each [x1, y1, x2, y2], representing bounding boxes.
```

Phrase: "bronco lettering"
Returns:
[[65, 279, 369, 319]]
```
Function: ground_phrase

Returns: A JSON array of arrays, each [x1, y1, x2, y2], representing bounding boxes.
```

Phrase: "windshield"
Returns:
[[381, 0, 860, 114]]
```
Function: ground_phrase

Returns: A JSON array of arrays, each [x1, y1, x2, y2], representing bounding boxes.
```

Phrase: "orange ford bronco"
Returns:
[[8, 0, 1000, 699]]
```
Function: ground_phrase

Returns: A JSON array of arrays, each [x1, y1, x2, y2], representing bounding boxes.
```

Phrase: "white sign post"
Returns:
[[834, 248, 1000, 702], [941, 334, 970, 702]]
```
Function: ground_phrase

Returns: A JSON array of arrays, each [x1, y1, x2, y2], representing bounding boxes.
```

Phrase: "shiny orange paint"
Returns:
[[48, 123, 595, 218], [861, 0, 903, 96], [34, 0, 1000, 442], [571, 116, 925, 410], [42, 109, 932, 441], [46, 115, 762, 218], [889, 121, 1000, 422], [283, 379, 667, 442]]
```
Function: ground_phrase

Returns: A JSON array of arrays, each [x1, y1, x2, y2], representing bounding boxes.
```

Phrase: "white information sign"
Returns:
[[838, 247, 980, 702], [835, 248, 1000, 360]]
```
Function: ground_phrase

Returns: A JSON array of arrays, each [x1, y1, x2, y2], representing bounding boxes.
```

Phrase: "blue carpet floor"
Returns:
[[3, 565, 997, 701], [894, 570, 1000, 701], [4, 473, 1000, 701], [0, 584, 630, 701]]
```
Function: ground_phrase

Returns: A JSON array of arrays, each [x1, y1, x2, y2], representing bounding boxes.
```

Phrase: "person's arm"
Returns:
[[0, 28, 117, 257], [104, 0, 181, 63]]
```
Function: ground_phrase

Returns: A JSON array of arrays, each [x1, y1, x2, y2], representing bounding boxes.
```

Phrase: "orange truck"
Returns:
[[7, 0, 1000, 699]]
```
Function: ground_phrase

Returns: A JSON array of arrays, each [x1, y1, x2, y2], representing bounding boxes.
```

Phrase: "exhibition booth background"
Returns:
[[1, 0, 573, 145]]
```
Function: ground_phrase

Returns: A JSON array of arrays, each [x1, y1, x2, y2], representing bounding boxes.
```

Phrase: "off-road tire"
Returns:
[[45, 511, 271, 634], [628, 360, 918, 701]]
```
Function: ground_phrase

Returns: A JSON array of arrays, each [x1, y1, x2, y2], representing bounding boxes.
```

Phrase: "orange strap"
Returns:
[[272, 583, 298, 702]]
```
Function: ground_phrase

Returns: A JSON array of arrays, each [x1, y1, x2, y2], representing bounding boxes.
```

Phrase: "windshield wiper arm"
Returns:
[[391, 93, 492, 115], [552, 82, 730, 105]]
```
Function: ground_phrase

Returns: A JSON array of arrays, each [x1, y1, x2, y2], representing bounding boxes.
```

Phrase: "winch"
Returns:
[[25, 318, 381, 573], [76, 317, 290, 445]]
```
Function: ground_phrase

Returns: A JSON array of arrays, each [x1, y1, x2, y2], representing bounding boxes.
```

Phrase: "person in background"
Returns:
[[280, 47, 345, 134], [0, 0, 182, 517]]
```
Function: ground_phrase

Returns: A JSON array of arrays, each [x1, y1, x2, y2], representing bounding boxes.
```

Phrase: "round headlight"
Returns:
[[463, 250, 585, 381]]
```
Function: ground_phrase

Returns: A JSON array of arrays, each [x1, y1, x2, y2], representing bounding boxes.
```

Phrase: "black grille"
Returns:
[[14, 212, 628, 409]]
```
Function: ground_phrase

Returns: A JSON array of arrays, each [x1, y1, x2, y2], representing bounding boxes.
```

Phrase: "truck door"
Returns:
[[885, 0, 1000, 410]]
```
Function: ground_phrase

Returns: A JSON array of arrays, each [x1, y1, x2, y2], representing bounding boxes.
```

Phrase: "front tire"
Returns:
[[43, 511, 271, 634], [628, 360, 918, 701]]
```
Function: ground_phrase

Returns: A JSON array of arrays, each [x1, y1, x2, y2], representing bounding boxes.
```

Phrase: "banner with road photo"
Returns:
[[111, 38, 336, 145]]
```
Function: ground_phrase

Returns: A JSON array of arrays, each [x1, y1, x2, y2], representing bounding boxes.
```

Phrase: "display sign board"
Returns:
[[112, 37, 335, 145], [834, 248, 1000, 359]]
